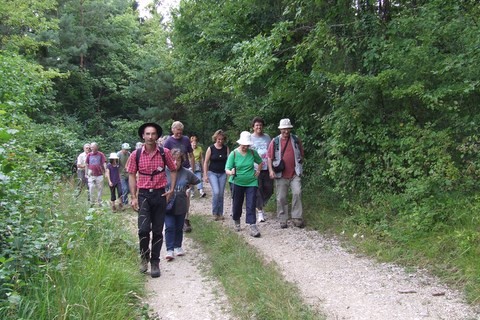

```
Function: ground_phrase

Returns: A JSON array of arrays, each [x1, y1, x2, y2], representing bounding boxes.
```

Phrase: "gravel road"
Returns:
[[141, 185, 480, 320]]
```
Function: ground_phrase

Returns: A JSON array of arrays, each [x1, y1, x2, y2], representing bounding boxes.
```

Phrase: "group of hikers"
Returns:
[[75, 117, 305, 278]]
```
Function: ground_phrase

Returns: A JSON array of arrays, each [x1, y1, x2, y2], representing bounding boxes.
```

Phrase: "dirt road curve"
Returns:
[[143, 185, 480, 320]]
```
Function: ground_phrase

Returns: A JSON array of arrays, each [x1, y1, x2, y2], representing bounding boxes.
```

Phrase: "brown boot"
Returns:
[[111, 201, 117, 212], [118, 202, 123, 211]]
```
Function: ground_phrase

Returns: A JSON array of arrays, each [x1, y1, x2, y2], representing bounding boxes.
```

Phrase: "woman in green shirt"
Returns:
[[225, 131, 263, 237]]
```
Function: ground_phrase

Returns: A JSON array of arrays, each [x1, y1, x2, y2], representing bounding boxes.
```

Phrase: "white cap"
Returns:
[[278, 118, 293, 129], [109, 153, 119, 160], [236, 131, 253, 145]]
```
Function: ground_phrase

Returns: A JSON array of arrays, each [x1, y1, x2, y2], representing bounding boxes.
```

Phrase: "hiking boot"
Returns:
[[111, 201, 117, 212], [280, 222, 288, 229], [174, 247, 185, 256], [165, 250, 174, 261], [257, 210, 265, 222], [139, 259, 149, 273], [234, 220, 241, 232], [249, 224, 261, 237], [150, 261, 161, 278], [293, 218, 305, 228], [183, 219, 192, 233]]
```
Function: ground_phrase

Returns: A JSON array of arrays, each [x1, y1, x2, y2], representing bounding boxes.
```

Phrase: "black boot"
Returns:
[[150, 261, 161, 278]]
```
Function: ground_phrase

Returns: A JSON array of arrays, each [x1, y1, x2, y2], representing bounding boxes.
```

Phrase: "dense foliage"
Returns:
[[1, 0, 480, 314]]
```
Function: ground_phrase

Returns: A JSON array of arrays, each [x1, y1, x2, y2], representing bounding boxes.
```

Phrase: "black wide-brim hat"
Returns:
[[138, 122, 163, 139]]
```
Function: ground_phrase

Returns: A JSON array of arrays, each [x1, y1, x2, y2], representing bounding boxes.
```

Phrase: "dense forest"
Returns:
[[1, 0, 480, 316]]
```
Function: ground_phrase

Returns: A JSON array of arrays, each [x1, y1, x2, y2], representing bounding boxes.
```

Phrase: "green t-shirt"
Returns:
[[117, 151, 130, 178], [226, 148, 262, 187], [192, 146, 203, 171]]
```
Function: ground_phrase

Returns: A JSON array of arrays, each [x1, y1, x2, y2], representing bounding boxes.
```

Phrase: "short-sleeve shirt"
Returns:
[[225, 148, 262, 187], [126, 146, 176, 189], [77, 152, 88, 169], [192, 146, 203, 172], [250, 133, 271, 171], [107, 163, 121, 185], [267, 135, 304, 179], [117, 151, 130, 178], [86, 152, 106, 176], [163, 136, 193, 168], [166, 167, 200, 215]]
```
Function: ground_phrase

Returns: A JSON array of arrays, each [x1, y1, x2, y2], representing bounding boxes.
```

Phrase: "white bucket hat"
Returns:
[[278, 118, 293, 129], [236, 131, 253, 145], [109, 152, 119, 160], [121, 143, 131, 150]]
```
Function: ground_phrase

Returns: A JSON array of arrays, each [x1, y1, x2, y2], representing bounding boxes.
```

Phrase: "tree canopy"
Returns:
[[2, 0, 480, 312]]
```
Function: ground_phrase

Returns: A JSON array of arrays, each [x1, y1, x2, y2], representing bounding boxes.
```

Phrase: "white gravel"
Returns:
[[140, 185, 480, 320]]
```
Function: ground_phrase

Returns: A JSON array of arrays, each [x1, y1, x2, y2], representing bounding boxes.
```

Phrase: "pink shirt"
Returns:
[[86, 152, 106, 176], [127, 147, 176, 189]]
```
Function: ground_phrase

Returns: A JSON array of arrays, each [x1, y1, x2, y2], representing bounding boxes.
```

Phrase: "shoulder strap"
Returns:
[[136, 147, 167, 180]]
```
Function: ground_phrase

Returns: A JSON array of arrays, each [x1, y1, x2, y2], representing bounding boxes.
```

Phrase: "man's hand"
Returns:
[[131, 197, 139, 211]]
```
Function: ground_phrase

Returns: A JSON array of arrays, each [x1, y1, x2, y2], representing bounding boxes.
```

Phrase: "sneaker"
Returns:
[[293, 218, 305, 228], [183, 219, 192, 233], [234, 220, 241, 232], [257, 210, 265, 222], [165, 250, 174, 261], [280, 222, 288, 229], [249, 224, 261, 237], [150, 261, 161, 278], [174, 247, 185, 256], [139, 259, 149, 273]]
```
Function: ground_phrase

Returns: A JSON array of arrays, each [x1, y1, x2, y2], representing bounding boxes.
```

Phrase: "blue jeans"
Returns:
[[120, 176, 129, 205], [194, 171, 203, 191], [207, 171, 227, 216], [232, 184, 257, 225], [164, 213, 186, 251]]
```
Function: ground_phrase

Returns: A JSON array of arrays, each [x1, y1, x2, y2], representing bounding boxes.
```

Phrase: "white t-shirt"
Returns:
[[250, 133, 271, 171], [77, 152, 88, 170]]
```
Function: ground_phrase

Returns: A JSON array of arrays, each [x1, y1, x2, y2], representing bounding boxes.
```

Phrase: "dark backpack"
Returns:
[[135, 147, 167, 180]]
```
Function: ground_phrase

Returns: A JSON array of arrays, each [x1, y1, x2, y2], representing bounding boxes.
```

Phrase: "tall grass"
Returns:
[[0, 183, 146, 319], [189, 215, 323, 320]]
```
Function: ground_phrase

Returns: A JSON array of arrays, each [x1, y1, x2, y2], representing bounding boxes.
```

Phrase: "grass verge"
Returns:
[[1, 184, 147, 319], [188, 215, 323, 320]]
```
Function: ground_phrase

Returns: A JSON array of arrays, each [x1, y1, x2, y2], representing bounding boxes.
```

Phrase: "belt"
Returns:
[[139, 188, 165, 193]]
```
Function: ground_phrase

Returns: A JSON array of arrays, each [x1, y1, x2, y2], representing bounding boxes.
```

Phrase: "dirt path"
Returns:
[[142, 184, 480, 320]]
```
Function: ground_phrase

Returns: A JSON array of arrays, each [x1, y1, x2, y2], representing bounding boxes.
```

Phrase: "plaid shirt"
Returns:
[[126, 146, 176, 189]]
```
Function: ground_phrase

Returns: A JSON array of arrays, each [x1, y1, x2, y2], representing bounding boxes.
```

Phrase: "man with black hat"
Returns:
[[127, 122, 177, 278]]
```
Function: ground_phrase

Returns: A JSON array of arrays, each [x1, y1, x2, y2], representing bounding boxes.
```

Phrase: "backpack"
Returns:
[[135, 147, 167, 180]]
